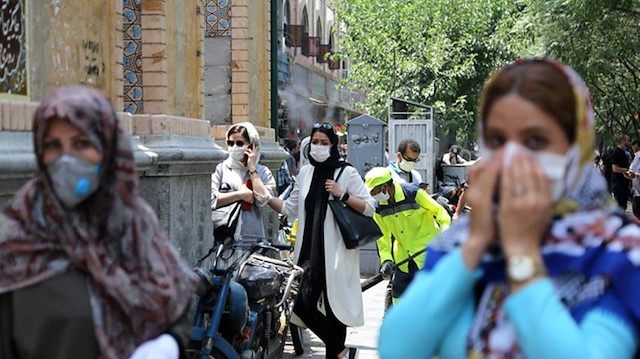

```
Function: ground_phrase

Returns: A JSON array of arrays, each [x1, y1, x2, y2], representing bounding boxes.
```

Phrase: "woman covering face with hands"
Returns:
[[0, 86, 196, 359], [378, 58, 640, 359]]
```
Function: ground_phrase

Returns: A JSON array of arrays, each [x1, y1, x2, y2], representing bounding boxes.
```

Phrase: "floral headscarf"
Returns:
[[0, 86, 196, 359], [425, 58, 640, 358]]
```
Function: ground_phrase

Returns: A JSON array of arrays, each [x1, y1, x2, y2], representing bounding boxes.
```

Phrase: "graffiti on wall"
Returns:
[[82, 40, 105, 80], [204, 0, 231, 37], [123, 0, 143, 113], [0, 0, 27, 96]]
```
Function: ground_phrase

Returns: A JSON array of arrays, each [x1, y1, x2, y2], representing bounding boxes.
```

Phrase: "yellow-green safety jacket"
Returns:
[[374, 182, 451, 273]]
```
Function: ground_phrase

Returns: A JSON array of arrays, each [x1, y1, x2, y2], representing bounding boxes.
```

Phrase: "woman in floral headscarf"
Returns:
[[378, 58, 640, 358], [0, 86, 196, 359]]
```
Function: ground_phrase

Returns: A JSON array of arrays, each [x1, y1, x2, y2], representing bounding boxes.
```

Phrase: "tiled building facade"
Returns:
[[0, 0, 286, 264]]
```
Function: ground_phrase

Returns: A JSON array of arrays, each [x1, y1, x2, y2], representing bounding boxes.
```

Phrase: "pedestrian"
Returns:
[[0, 86, 196, 359], [286, 140, 300, 176], [627, 139, 640, 221], [364, 167, 451, 301], [441, 144, 467, 165], [602, 145, 614, 191], [378, 58, 640, 358], [211, 122, 276, 248], [611, 135, 631, 209], [262, 122, 374, 359], [387, 138, 423, 185]]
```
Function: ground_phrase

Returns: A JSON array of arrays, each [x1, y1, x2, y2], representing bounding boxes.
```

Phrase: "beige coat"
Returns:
[[282, 164, 375, 327]]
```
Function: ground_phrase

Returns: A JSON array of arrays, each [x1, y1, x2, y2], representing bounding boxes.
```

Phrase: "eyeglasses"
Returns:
[[401, 154, 421, 163], [313, 123, 334, 130], [226, 140, 246, 147]]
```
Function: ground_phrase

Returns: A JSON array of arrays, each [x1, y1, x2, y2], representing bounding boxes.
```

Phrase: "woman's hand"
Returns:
[[462, 156, 501, 269], [129, 334, 179, 359], [498, 154, 552, 257], [245, 144, 258, 169], [324, 179, 344, 198], [238, 184, 254, 203]]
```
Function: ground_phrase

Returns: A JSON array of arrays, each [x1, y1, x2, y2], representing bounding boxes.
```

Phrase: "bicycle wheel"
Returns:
[[290, 323, 305, 356]]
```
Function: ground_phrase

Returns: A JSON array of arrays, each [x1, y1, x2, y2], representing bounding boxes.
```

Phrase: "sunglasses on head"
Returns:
[[313, 123, 333, 130], [401, 154, 420, 163], [226, 140, 246, 147]]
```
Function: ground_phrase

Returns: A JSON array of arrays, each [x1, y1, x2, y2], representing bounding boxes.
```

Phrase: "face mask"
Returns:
[[372, 187, 390, 202], [228, 145, 247, 168], [310, 144, 331, 163], [228, 145, 247, 161], [482, 141, 569, 202], [47, 154, 102, 208], [398, 159, 416, 172]]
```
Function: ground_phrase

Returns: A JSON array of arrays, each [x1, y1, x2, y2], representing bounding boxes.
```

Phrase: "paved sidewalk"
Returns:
[[283, 278, 389, 359]]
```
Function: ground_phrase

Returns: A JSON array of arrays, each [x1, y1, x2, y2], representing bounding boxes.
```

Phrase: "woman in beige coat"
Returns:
[[264, 123, 375, 359]]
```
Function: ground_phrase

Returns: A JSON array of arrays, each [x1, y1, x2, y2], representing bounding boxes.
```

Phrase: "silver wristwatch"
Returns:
[[507, 255, 547, 282]]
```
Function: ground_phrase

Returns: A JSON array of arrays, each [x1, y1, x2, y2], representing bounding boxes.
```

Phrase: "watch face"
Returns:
[[508, 256, 535, 281]]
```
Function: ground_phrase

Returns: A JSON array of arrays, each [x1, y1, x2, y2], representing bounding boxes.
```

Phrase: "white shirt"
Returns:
[[630, 151, 640, 197]]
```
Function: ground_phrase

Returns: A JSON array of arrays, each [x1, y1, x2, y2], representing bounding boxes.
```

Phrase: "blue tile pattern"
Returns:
[[123, 0, 143, 113], [204, 0, 231, 37]]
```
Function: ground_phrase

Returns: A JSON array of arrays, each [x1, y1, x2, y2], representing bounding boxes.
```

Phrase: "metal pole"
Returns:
[[270, 0, 279, 139]]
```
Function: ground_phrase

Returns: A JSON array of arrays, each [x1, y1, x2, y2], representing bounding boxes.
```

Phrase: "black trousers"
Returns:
[[633, 196, 640, 219], [613, 188, 630, 210], [391, 259, 420, 298], [294, 291, 346, 358]]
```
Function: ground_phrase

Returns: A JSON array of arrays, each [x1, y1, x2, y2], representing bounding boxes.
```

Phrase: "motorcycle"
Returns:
[[436, 174, 471, 217], [188, 242, 304, 359]]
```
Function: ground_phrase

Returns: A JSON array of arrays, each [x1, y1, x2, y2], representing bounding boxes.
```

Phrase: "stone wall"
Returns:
[[27, 0, 123, 106], [0, 0, 288, 266], [204, 38, 231, 125]]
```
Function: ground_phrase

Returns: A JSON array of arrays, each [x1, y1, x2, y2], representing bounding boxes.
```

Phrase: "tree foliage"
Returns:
[[335, 0, 640, 148], [334, 0, 531, 146], [521, 0, 640, 149]]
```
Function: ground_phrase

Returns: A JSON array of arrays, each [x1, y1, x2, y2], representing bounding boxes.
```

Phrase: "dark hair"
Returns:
[[616, 136, 626, 145], [632, 139, 640, 147], [480, 60, 576, 143], [227, 124, 250, 143], [285, 140, 298, 152], [307, 122, 341, 167], [398, 139, 421, 154]]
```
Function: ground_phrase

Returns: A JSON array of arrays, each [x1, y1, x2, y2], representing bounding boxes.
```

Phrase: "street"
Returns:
[[282, 278, 389, 359]]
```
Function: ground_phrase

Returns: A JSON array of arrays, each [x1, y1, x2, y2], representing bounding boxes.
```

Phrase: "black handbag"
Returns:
[[328, 166, 382, 249]]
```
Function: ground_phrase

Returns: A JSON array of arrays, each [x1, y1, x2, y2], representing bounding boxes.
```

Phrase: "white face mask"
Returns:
[[398, 159, 416, 172], [310, 144, 331, 163], [482, 141, 569, 202], [228, 145, 247, 168], [372, 187, 390, 202]]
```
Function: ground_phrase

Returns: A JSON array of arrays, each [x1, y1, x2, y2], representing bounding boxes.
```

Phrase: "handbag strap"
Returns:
[[334, 165, 348, 182], [331, 165, 349, 200]]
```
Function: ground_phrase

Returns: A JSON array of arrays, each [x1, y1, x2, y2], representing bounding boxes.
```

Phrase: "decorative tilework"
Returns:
[[0, 0, 28, 96], [123, 0, 143, 113], [204, 0, 231, 37]]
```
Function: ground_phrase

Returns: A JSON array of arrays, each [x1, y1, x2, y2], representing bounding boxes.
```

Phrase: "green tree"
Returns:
[[514, 0, 640, 147], [335, 0, 531, 146]]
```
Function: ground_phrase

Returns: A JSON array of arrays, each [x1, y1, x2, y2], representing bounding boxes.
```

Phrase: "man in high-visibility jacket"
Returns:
[[364, 167, 451, 300]]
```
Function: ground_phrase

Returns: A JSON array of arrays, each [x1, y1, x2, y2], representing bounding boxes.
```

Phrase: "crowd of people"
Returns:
[[597, 135, 640, 221], [2, 58, 640, 359]]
